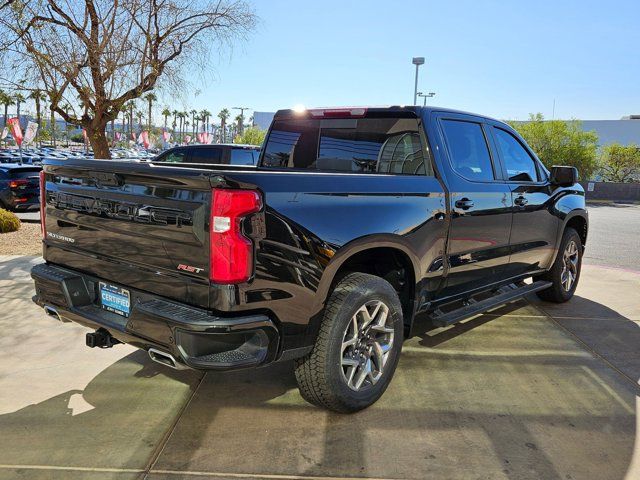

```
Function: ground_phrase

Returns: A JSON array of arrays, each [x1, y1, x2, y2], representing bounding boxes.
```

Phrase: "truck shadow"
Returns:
[[0, 296, 637, 480]]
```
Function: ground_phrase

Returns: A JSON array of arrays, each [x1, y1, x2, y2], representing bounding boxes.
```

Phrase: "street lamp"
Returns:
[[233, 106, 249, 136], [417, 91, 436, 107], [412, 57, 425, 105]]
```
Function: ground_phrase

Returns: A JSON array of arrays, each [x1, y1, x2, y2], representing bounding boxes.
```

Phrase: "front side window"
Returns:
[[262, 117, 432, 175], [441, 120, 494, 182], [493, 128, 539, 182]]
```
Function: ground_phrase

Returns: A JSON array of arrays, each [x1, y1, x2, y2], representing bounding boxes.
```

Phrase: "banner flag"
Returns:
[[162, 131, 171, 142], [184, 134, 192, 144], [141, 131, 150, 149], [7, 118, 22, 146], [23, 121, 38, 145], [115, 132, 122, 141], [82, 129, 88, 143]]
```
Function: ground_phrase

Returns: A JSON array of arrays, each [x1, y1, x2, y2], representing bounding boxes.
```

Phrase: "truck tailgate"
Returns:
[[42, 160, 214, 308]]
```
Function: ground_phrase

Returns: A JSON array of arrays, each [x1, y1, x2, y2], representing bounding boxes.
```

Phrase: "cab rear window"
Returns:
[[262, 117, 432, 175]]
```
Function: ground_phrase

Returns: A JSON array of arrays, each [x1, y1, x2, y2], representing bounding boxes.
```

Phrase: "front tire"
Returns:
[[537, 227, 583, 303], [294, 272, 404, 413]]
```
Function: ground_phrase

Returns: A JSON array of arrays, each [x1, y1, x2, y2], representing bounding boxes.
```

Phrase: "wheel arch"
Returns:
[[311, 236, 420, 332]]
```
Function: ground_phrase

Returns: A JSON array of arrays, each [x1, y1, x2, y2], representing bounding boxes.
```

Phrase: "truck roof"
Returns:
[[274, 106, 504, 124]]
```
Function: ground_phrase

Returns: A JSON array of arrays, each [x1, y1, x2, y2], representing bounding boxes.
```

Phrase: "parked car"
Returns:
[[153, 144, 260, 166], [0, 164, 41, 211], [31, 106, 587, 412]]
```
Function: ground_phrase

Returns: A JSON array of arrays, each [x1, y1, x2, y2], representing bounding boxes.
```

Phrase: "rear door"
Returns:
[[488, 124, 559, 275], [434, 113, 513, 296]]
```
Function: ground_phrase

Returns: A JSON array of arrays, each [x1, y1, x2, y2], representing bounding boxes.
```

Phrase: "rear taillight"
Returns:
[[39, 170, 46, 238], [210, 189, 262, 284], [9, 179, 28, 188]]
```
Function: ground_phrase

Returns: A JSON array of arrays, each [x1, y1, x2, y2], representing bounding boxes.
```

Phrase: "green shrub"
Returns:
[[0, 208, 21, 233]]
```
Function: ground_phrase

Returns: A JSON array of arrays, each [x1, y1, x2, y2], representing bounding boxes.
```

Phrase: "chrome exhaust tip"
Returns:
[[148, 348, 186, 370], [43, 305, 67, 322]]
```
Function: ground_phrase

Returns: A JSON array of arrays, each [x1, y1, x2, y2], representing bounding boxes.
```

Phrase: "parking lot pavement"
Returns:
[[0, 256, 638, 480], [0, 256, 202, 480]]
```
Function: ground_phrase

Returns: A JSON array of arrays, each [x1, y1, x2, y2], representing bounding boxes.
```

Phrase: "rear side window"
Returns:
[[441, 120, 494, 182], [262, 117, 432, 175], [190, 147, 223, 164], [156, 149, 188, 163], [493, 127, 539, 182], [230, 148, 256, 165]]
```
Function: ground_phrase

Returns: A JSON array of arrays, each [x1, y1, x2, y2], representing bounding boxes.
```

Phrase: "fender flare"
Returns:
[[310, 234, 421, 319], [549, 208, 588, 266]]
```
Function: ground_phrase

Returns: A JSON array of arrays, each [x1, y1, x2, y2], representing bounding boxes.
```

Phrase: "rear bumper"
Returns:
[[31, 263, 280, 370]]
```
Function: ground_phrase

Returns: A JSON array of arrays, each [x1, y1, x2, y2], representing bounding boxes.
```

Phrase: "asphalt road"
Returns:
[[584, 203, 640, 272]]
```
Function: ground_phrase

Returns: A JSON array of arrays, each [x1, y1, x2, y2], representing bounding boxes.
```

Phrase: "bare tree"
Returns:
[[0, 1, 256, 158]]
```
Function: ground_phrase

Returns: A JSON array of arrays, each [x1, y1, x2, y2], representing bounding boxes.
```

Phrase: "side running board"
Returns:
[[430, 281, 552, 328]]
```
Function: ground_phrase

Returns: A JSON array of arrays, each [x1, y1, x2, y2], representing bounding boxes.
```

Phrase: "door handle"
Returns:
[[514, 196, 528, 207], [455, 198, 474, 210]]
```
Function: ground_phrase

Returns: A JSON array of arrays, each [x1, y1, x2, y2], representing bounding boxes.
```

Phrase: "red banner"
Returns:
[[184, 135, 191, 144], [141, 131, 150, 149], [82, 129, 88, 143], [7, 118, 22, 146], [162, 131, 171, 142]]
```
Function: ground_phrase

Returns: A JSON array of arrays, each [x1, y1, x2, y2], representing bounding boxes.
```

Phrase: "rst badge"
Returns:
[[177, 264, 204, 274]]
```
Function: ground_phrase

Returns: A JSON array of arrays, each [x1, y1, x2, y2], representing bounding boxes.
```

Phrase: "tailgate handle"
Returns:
[[90, 172, 123, 187]]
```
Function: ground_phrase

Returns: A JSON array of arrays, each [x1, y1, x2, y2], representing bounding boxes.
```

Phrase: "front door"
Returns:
[[488, 124, 560, 276], [435, 114, 513, 297]]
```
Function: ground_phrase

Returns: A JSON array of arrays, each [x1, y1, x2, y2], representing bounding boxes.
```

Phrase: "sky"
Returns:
[[180, 0, 640, 121]]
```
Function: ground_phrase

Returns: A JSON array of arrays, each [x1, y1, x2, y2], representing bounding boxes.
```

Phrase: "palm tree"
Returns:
[[14, 92, 25, 121], [28, 90, 47, 146], [0, 90, 13, 144], [200, 109, 211, 133], [161, 107, 171, 131], [125, 101, 136, 138], [171, 109, 179, 134], [144, 92, 157, 130], [235, 113, 244, 137], [135, 110, 144, 131], [190, 109, 197, 136], [177, 112, 185, 143], [218, 108, 230, 143]]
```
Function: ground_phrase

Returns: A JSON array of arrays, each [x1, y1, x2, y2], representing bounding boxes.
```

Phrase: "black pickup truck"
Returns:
[[31, 106, 587, 412]]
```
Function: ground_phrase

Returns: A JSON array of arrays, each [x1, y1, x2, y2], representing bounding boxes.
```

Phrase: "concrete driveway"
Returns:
[[0, 255, 638, 480]]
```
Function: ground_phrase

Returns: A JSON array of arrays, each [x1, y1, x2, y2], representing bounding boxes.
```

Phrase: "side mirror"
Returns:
[[550, 166, 578, 187]]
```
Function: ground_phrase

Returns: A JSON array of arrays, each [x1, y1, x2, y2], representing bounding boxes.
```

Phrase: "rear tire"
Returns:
[[294, 272, 404, 413], [536, 227, 582, 303]]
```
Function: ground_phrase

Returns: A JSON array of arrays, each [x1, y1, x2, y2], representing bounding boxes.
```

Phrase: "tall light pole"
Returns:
[[233, 106, 249, 136], [412, 57, 425, 105], [417, 91, 436, 107]]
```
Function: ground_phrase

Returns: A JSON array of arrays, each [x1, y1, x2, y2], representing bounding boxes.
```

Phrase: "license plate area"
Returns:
[[99, 282, 131, 317]]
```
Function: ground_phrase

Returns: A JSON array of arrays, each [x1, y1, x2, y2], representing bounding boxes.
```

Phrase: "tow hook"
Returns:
[[86, 328, 121, 349]]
